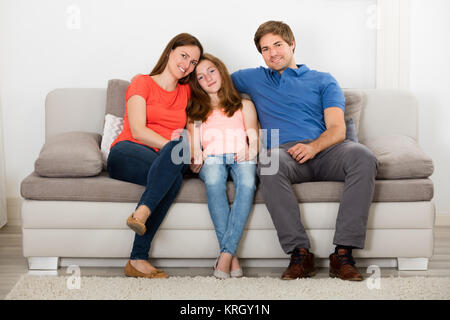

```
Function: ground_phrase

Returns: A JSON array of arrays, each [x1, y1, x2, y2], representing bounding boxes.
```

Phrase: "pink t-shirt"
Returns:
[[200, 109, 248, 156]]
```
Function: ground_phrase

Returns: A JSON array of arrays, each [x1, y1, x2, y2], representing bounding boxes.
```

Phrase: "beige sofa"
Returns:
[[20, 80, 435, 271]]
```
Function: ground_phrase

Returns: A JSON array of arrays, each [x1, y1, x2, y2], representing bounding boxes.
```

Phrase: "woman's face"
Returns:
[[195, 59, 222, 95], [167, 45, 201, 80]]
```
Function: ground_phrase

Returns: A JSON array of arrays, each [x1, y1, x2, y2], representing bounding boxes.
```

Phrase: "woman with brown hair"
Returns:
[[107, 33, 203, 278], [187, 53, 259, 279]]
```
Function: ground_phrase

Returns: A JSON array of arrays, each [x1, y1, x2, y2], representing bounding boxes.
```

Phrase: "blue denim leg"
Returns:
[[130, 173, 183, 260], [137, 136, 190, 212], [107, 140, 158, 186], [107, 138, 190, 260], [198, 155, 230, 249], [221, 159, 257, 255]]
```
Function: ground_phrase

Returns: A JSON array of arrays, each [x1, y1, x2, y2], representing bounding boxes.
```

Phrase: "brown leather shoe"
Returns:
[[329, 248, 363, 281], [126, 214, 146, 236], [124, 261, 169, 279], [281, 248, 316, 280]]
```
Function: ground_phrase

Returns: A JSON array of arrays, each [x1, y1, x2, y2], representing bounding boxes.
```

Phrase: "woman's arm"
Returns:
[[237, 99, 259, 162], [127, 95, 169, 149]]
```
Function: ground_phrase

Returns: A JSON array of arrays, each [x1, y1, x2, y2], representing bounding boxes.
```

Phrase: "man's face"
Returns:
[[259, 33, 296, 74]]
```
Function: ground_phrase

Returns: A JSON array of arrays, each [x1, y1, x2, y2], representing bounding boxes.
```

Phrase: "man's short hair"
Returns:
[[254, 20, 296, 53]]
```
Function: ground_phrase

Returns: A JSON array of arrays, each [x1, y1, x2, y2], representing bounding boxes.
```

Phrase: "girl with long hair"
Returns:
[[187, 53, 259, 278]]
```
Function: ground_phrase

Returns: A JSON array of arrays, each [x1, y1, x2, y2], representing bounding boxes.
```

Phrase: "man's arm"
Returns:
[[288, 107, 346, 164], [231, 70, 250, 95]]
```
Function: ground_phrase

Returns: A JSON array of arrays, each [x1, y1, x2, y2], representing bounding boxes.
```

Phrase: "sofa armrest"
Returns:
[[361, 134, 434, 180], [35, 132, 103, 177]]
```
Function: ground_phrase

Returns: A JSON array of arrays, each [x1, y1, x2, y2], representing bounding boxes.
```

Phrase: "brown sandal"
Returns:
[[124, 261, 169, 279], [126, 214, 146, 236]]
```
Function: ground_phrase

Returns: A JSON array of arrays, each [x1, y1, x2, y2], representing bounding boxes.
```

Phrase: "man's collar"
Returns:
[[268, 64, 309, 77]]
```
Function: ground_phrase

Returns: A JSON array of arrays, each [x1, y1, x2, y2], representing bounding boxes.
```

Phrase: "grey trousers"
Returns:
[[258, 140, 378, 254]]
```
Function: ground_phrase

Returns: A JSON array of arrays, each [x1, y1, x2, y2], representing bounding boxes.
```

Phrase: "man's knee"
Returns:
[[258, 147, 293, 179], [347, 143, 378, 175]]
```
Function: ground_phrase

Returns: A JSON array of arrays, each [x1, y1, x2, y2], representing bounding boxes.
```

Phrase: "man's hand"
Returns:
[[287, 107, 345, 164], [287, 143, 319, 164]]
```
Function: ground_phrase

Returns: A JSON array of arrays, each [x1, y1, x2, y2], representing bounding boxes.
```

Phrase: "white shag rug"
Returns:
[[5, 275, 450, 300]]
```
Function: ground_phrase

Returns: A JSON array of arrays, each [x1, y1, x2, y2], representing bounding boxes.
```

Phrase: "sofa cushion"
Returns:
[[34, 132, 103, 177], [105, 79, 130, 118], [362, 135, 434, 179], [345, 118, 358, 142], [21, 171, 434, 203], [343, 90, 363, 135], [100, 79, 130, 167], [100, 114, 124, 167]]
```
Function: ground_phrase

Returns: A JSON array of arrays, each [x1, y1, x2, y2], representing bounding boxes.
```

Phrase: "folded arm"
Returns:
[[288, 107, 346, 164], [127, 95, 169, 150]]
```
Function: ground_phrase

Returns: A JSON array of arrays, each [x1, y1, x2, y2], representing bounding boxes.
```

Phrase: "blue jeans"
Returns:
[[107, 138, 190, 260], [198, 154, 257, 256]]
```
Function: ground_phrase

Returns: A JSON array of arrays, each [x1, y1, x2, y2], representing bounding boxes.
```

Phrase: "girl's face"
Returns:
[[195, 59, 222, 95], [167, 45, 201, 80]]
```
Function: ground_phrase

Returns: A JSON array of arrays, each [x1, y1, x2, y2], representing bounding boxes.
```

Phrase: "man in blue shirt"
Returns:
[[231, 21, 378, 281]]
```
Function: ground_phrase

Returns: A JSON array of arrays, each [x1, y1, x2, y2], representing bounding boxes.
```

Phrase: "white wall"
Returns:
[[410, 0, 450, 217], [0, 96, 7, 228], [0, 1, 7, 227], [0, 0, 376, 202]]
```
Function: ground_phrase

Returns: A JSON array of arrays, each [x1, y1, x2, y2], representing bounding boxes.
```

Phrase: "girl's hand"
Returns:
[[234, 145, 257, 163]]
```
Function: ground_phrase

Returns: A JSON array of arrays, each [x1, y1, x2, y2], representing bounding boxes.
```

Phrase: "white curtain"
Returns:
[[0, 95, 7, 228]]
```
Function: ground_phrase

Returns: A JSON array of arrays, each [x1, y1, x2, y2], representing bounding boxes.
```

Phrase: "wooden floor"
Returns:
[[1, 225, 449, 299]]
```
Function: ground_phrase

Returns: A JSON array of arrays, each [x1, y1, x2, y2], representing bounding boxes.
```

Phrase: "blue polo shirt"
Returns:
[[231, 64, 345, 148]]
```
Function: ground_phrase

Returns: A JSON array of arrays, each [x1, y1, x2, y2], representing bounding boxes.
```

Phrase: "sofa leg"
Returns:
[[27, 257, 60, 270], [397, 258, 429, 271]]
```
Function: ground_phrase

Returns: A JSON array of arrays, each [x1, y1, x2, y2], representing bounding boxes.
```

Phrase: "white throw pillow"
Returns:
[[100, 113, 124, 167]]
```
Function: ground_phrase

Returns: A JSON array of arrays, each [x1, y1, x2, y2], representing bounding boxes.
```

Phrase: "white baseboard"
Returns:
[[58, 257, 397, 268], [435, 214, 450, 226]]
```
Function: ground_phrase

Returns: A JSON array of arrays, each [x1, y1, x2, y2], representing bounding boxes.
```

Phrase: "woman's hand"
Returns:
[[190, 150, 205, 173]]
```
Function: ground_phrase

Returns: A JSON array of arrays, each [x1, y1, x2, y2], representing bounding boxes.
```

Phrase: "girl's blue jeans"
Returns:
[[198, 154, 257, 256]]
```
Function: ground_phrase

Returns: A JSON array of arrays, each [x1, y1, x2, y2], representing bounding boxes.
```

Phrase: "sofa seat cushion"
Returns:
[[21, 171, 434, 203]]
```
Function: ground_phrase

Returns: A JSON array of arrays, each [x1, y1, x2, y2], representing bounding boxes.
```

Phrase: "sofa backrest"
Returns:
[[45, 88, 106, 139], [44, 87, 419, 142], [359, 89, 418, 141]]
